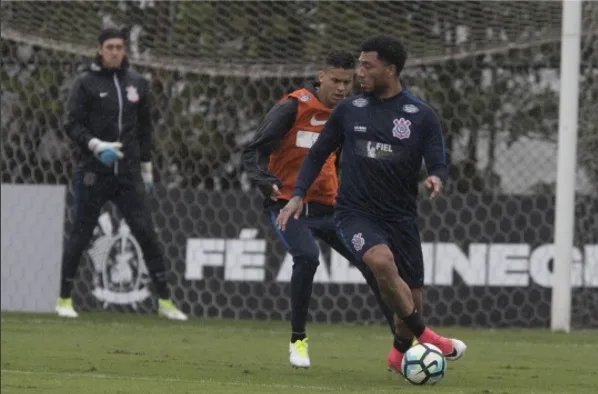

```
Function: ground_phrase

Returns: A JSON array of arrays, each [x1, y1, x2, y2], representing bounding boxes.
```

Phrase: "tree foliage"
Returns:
[[1, 0, 595, 194]]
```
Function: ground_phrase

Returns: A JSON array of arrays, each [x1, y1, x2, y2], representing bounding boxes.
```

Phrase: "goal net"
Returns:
[[1, 1, 596, 328]]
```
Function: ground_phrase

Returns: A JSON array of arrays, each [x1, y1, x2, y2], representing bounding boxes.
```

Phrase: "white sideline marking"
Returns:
[[1, 369, 337, 391]]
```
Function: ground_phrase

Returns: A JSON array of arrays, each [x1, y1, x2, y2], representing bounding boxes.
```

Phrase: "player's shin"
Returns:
[[374, 267, 417, 320], [361, 266, 396, 334], [288, 256, 318, 368], [147, 267, 170, 300], [59, 218, 98, 299], [128, 221, 171, 300], [138, 236, 187, 321], [369, 258, 457, 357], [290, 256, 318, 342], [57, 236, 86, 318]]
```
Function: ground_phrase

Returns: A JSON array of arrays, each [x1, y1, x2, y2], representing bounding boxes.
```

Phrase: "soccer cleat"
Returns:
[[158, 299, 188, 321], [388, 338, 418, 374], [445, 338, 467, 361], [289, 338, 310, 368], [387, 346, 404, 374], [55, 297, 78, 318], [417, 328, 467, 361]]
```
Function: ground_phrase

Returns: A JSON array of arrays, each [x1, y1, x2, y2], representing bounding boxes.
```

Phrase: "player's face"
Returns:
[[98, 38, 126, 69], [358, 51, 394, 95], [318, 68, 355, 107]]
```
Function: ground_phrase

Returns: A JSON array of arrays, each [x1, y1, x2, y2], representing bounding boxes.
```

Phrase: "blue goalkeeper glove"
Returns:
[[88, 138, 124, 166], [141, 162, 153, 194]]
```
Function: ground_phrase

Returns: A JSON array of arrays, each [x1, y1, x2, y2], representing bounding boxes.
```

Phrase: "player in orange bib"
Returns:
[[243, 51, 395, 368]]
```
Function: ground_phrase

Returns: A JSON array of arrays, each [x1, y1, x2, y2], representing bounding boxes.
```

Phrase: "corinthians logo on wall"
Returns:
[[87, 212, 151, 308]]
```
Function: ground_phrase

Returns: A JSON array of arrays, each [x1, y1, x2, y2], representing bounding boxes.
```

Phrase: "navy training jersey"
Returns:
[[292, 90, 448, 220]]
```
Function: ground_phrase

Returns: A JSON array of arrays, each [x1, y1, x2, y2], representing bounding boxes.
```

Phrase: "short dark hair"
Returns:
[[325, 50, 356, 70], [360, 35, 408, 75], [98, 27, 127, 46]]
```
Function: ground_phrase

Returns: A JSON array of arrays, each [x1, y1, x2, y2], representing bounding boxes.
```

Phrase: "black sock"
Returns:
[[139, 239, 170, 300], [59, 278, 72, 299], [155, 284, 169, 299], [60, 231, 90, 299], [393, 336, 413, 353], [401, 308, 425, 338], [150, 270, 170, 299], [291, 332, 306, 343]]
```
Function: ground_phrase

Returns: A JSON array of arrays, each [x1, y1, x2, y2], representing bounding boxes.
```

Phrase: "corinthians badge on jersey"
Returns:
[[392, 118, 412, 140], [87, 212, 151, 308], [126, 85, 139, 103]]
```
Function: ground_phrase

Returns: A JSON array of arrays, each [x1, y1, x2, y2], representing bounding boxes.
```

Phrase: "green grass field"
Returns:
[[1, 313, 597, 394]]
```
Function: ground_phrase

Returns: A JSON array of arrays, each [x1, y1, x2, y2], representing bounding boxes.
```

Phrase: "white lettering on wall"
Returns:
[[185, 235, 598, 288]]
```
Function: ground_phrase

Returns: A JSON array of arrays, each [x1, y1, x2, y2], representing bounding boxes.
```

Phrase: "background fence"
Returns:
[[1, 0, 596, 328]]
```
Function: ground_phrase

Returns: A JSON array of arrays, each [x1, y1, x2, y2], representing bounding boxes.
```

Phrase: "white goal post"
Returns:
[[551, 0, 583, 333]]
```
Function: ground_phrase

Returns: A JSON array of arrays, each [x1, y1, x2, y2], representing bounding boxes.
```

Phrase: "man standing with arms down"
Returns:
[[56, 27, 186, 321], [243, 51, 396, 368], [277, 36, 467, 371]]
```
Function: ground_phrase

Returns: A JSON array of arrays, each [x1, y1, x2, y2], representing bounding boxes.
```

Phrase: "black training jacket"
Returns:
[[63, 57, 152, 174]]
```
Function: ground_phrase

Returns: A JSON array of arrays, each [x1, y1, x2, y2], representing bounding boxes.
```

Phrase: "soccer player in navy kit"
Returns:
[[277, 35, 467, 372], [243, 51, 396, 368]]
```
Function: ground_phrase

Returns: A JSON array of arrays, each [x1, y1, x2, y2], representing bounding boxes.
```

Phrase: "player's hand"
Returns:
[[270, 184, 282, 201], [276, 196, 303, 231], [424, 175, 443, 199], [141, 162, 154, 194], [88, 138, 124, 166]]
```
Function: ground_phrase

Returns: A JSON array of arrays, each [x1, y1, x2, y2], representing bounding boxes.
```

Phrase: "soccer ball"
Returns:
[[401, 343, 447, 385]]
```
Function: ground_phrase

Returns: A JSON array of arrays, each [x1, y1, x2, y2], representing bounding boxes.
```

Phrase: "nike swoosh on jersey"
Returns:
[[309, 115, 327, 126]]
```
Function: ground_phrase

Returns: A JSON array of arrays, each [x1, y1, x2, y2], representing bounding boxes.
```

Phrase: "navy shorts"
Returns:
[[267, 201, 361, 268], [335, 210, 424, 289]]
